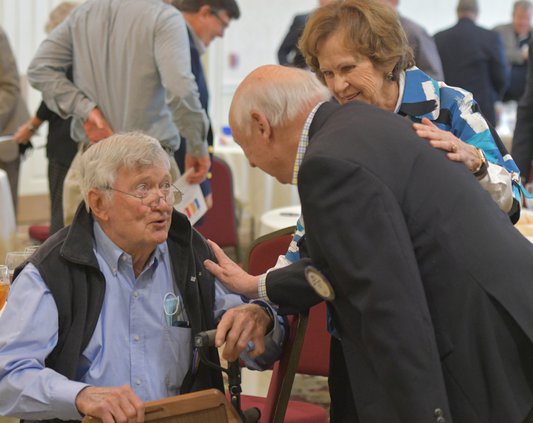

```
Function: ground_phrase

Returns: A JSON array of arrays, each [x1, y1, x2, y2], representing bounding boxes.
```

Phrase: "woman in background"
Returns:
[[14, 2, 79, 236]]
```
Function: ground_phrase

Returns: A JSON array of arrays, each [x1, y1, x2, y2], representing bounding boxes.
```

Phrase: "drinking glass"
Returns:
[[24, 245, 39, 255], [5, 251, 31, 284], [0, 265, 9, 310]]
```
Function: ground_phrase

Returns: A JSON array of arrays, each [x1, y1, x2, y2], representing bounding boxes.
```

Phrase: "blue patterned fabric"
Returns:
[[399, 67, 522, 203]]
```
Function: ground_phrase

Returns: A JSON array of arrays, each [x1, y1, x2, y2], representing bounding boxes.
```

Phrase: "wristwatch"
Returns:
[[27, 121, 37, 133], [472, 148, 488, 179]]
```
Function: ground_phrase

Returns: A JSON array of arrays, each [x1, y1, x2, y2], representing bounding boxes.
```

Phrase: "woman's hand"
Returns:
[[412, 118, 482, 172]]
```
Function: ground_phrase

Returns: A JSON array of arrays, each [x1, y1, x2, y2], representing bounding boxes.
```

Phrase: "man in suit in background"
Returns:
[[0, 26, 29, 213], [277, 0, 332, 68], [512, 36, 533, 181], [434, 0, 509, 127], [494, 0, 532, 102], [226, 64, 533, 422], [170, 0, 240, 212], [380, 0, 444, 80]]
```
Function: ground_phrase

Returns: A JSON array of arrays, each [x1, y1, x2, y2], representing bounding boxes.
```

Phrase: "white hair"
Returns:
[[231, 67, 331, 136], [79, 132, 170, 210]]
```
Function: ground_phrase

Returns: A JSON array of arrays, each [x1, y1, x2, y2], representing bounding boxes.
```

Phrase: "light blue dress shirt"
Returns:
[[0, 222, 284, 420]]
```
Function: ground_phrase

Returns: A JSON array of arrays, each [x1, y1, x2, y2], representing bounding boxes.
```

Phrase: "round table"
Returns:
[[259, 205, 301, 236]]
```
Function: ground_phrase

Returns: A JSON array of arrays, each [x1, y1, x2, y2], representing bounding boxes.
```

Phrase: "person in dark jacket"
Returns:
[[14, 2, 79, 235], [434, 0, 510, 127], [217, 63, 533, 423], [171, 0, 240, 214]]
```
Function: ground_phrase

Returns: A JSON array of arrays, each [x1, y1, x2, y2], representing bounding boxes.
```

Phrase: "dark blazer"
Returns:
[[512, 38, 533, 180], [277, 13, 309, 69], [174, 28, 213, 198], [268, 101, 533, 422], [434, 17, 509, 127]]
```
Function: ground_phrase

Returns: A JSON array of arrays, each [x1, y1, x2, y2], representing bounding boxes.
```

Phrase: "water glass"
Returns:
[[0, 265, 9, 310], [5, 251, 31, 284]]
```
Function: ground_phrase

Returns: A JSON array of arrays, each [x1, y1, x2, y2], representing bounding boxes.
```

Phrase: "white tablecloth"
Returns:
[[214, 142, 300, 241], [0, 169, 16, 262], [259, 205, 301, 236]]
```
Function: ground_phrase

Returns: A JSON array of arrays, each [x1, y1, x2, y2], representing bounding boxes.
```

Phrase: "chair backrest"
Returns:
[[196, 157, 239, 258], [243, 227, 330, 423]]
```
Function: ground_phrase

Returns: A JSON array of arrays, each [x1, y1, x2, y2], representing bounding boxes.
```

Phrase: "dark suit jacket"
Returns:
[[174, 28, 213, 198], [268, 101, 533, 422], [277, 13, 308, 69], [434, 18, 509, 126], [512, 38, 533, 180]]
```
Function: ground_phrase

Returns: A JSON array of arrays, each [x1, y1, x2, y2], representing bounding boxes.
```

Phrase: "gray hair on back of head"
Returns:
[[79, 132, 170, 210], [231, 66, 331, 137]]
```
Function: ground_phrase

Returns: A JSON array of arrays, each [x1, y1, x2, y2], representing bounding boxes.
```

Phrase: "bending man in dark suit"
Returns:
[[207, 64, 533, 422]]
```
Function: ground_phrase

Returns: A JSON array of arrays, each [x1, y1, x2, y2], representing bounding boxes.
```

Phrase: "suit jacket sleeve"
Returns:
[[490, 31, 510, 98], [265, 257, 323, 315], [299, 154, 451, 421], [277, 15, 306, 66], [512, 38, 533, 180]]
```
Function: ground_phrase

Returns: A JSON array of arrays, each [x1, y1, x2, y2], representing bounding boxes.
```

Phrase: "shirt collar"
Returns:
[[397, 67, 441, 120], [93, 221, 167, 276], [292, 101, 325, 185], [186, 23, 206, 56]]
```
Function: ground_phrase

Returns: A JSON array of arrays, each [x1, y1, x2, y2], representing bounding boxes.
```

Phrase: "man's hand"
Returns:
[[215, 303, 273, 362], [204, 239, 261, 298], [75, 385, 144, 423], [83, 107, 113, 144], [184, 153, 210, 184]]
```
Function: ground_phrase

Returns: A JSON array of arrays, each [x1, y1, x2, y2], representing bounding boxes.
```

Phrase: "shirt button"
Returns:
[[135, 379, 141, 385], [134, 335, 140, 342], [133, 291, 139, 298]]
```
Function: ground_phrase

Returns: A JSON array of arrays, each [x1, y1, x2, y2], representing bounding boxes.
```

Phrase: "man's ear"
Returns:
[[250, 111, 272, 141], [198, 4, 212, 18], [88, 188, 110, 222]]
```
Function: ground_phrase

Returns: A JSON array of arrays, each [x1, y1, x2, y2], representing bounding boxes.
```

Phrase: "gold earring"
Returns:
[[385, 72, 394, 81]]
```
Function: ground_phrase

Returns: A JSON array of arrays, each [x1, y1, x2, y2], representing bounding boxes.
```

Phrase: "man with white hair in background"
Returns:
[[494, 0, 533, 102]]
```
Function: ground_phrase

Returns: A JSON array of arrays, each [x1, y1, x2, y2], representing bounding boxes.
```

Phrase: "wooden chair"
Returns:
[[240, 227, 330, 423], [196, 157, 240, 261], [82, 389, 241, 423]]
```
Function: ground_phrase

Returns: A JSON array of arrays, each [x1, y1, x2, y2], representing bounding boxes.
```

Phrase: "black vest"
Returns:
[[16, 205, 224, 421]]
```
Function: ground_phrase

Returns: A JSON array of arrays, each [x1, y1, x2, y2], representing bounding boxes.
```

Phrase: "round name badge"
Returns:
[[304, 266, 335, 301]]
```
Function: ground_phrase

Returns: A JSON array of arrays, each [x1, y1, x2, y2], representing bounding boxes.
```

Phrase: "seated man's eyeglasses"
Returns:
[[104, 182, 183, 207]]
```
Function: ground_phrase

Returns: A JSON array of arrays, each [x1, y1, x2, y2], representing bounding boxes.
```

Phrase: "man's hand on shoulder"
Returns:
[[75, 385, 145, 423], [203, 239, 260, 299], [215, 303, 273, 362]]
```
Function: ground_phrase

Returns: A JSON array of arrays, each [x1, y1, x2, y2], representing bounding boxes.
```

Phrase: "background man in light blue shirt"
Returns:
[[0, 132, 283, 422]]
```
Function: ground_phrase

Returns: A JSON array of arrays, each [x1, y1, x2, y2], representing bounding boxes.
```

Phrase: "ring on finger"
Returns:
[[451, 143, 457, 153]]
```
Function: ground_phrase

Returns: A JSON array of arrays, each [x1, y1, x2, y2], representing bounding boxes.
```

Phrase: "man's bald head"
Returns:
[[230, 64, 330, 137]]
